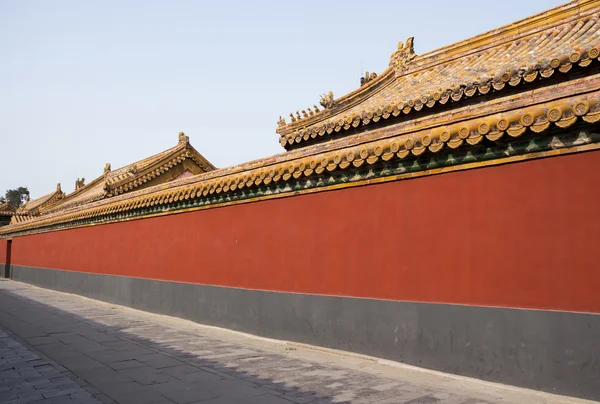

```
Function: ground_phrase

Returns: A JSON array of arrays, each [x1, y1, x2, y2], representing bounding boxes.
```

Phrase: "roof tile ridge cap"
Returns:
[[23, 190, 54, 206], [107, 143, 187, 189], [45, 185, 100, 210], [183, 142, 216, 170], [24, 189, 65, 213], [107, 142, 188, 189], [410, 0, 597, 71], [64, 175, 104, 199], [280, 67, 395, 134], [106, 142, 185, 183], [327, 67, 395, 109], [188, 150, 217, 171]]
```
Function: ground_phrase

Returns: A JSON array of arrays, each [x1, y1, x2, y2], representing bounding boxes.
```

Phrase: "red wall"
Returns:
[[0, 238, 6, 265], [9, 151, 600, 313]]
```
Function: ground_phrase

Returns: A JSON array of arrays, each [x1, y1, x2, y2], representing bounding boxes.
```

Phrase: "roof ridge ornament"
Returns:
[[361, 71, 377, 86], [178, 131, 189, 144], [277, 104, 322, 132], [75, 178, 85, 190], [390, 37, 416, 76], [319, 91, 335, 109]]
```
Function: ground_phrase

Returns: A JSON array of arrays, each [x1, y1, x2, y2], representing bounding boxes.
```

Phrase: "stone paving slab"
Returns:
[[0, 280, 597, 404], [0, 328, 101, 404]]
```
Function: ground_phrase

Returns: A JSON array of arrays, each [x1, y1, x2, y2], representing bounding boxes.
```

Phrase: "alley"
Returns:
[[0, 280, 594, 404]]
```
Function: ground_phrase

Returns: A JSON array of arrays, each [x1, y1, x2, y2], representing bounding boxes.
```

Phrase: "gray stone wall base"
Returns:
[[10, 265, 600, 401]]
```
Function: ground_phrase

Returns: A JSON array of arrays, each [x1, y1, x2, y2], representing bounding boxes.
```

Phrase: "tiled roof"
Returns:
[[3, 85, 600, 237], [17, 185, 64, 214], [43, 177, 106, 215], [20, 192, 54, 212], [277, 0, 600, 148], [103, 134, 215, 196], [0, 201, 16, 216], [2, 1, 600, 237], [41, 133, 215, 215]]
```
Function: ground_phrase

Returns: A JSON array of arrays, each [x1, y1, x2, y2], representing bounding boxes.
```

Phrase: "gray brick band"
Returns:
[[10, 264, 600, 401]]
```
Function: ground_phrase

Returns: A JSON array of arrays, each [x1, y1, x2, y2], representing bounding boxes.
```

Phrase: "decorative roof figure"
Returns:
[[75, 178, 85, 190], [320, 91, 335, 109], [390, 37, 416, 74], [277, 116, 286, 127], [178, 131, 189, 144], [361, 71, 378, 86], [104, 163, 111, 174]]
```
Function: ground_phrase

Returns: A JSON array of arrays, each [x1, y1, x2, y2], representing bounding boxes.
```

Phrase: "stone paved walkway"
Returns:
[[0, 280, 596, 404], [0, 328, 101, 404]]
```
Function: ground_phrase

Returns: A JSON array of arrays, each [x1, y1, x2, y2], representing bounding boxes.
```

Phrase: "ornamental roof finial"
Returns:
[[104, 163, 111, 174], [319, 91, 334, 109], [390, 37, 416, 74], [178, 131, 189, 144], [56, 183, 62, 192]]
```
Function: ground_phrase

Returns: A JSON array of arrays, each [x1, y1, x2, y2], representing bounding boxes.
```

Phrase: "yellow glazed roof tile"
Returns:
[[3, 87, 600, 237], [277, 0, 600, 147], [0, 201, 17, 216], [3, 1, 600, 237], [33, 133, 216, 217]]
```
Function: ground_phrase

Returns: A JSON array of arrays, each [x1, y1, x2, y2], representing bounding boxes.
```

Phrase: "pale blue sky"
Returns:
[[1, 0, 564, 198]]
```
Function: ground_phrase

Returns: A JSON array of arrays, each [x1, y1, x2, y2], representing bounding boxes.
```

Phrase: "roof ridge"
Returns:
[[277, 1, 600, 148], [4, 89, 600, 237], [413, 0, 597, 67], [107, 142, 185, 178]]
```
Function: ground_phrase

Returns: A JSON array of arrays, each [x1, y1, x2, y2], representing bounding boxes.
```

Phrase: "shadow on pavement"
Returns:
[[0, 282, 342, 404]]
